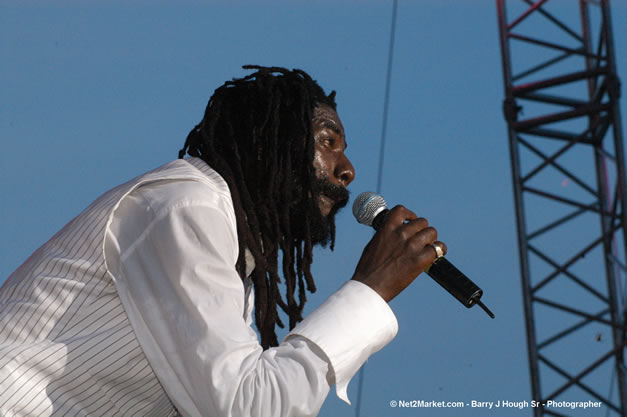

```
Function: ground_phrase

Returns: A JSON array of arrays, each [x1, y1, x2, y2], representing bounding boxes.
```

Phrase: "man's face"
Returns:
[[307, 103, 355, 245]]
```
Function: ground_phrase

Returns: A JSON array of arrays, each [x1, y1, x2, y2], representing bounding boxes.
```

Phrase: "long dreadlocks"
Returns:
[[178, 65, 338, 349]]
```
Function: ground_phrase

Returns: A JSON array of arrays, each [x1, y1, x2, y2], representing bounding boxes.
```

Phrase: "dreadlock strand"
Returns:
[[303, 219, 317, 294]]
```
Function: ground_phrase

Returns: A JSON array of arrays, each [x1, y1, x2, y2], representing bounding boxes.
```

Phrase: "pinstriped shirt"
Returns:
[[0, 158, 398, 417], [0, 160, 215, 416]]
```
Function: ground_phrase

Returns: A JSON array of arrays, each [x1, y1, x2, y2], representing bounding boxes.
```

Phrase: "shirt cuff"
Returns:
[[285, 280, 398, 404]]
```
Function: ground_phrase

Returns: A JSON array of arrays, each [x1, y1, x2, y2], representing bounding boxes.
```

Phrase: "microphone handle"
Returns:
[[371, 209, 495, 318], [425, 257, 482, 308]]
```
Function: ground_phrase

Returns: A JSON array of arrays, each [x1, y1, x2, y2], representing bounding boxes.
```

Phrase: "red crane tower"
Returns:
[[496, 1, 626, 416]]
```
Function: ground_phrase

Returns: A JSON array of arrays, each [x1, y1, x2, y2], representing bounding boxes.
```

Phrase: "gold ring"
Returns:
[[430, 243, 444, 258]]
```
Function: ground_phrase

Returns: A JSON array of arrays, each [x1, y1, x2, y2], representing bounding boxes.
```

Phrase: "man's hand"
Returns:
[[351, 205, 447, 303]]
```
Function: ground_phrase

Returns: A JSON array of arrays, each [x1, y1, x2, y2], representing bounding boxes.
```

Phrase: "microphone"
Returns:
[[353, 192, 495, 319]]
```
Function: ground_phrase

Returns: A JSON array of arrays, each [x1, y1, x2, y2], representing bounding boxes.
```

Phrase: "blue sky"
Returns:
[[1, 1, 626, 416]]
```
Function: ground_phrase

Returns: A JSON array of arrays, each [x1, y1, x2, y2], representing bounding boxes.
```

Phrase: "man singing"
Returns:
[[0, 66, 445, 416]]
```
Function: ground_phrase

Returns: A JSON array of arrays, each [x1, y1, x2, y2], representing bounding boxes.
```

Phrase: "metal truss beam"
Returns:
[[496, 0, 627, 415]]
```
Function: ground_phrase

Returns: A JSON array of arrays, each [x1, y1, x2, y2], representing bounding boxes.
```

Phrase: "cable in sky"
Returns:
[[355, 1, 398, 416], [375, 0, 398, 196]]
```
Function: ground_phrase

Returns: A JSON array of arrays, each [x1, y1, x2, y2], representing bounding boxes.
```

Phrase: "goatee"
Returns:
[[308, 177, 350, 247]]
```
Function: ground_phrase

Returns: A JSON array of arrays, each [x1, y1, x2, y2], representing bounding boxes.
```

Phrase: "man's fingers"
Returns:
[[378, 204, 449, 269], [406, 227, 438, 255], [383, 205, 418, 230], [398, 217, 429, 240]]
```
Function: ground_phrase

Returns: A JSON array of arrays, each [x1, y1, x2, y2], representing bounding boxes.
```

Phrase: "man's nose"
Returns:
[[334, 154, 355, 188]]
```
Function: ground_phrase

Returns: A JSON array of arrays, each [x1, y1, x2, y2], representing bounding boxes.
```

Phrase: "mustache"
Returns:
[[313, 177, 350, 210]]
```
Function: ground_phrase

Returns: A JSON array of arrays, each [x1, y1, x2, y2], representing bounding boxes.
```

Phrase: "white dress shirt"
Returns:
[[104, 159, 398, 417], [0, 158, 398, 417]]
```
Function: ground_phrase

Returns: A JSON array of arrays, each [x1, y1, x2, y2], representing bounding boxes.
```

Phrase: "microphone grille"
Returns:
[[352, 192, 387, 226]]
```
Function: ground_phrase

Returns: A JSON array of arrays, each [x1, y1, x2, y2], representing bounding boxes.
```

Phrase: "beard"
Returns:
[[296, 177, 350, 248]]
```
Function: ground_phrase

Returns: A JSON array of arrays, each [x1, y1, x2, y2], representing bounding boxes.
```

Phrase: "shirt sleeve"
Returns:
[[104, 179, 397, 417]]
